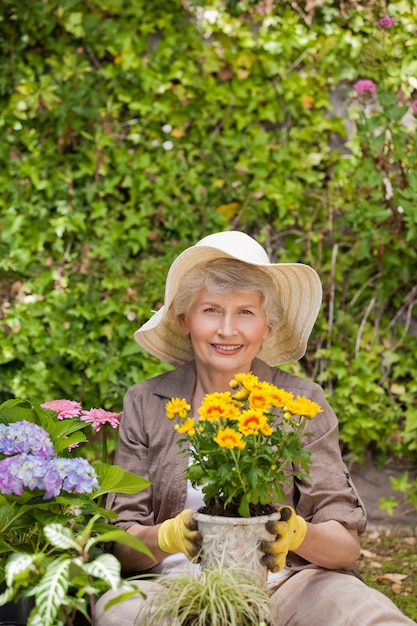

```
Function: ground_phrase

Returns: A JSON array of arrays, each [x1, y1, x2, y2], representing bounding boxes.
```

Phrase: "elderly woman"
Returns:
[[96, 231, 415, 625]]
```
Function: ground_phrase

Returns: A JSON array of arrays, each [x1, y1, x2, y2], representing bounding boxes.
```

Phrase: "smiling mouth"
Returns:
[[212, 344, 242, 352]]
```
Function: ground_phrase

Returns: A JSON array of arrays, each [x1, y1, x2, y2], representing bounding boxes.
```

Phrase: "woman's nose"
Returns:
[[217, 314, 236, 336]]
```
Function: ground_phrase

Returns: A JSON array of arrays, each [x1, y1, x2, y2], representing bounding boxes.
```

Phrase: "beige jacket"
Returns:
[[107, 359, 366, 569]]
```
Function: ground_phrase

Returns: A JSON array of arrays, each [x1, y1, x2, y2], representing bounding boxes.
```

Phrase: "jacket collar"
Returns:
[[152, 358, 274, 402]]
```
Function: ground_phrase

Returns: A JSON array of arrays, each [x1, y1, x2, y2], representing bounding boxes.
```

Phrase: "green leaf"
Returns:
[[34, 558, 71, 626], [5, 553, 40, 586], [80, 553, 124, 589], [43, 524, 79, 551], [238, 498, 250, 518], [88, 528, 153, 560], [389, 472, 410, 493], [0, 585, 14, 605], [93, 463, 151, 497], [0, 399, 36, 423], [379, 497, 399, 516]]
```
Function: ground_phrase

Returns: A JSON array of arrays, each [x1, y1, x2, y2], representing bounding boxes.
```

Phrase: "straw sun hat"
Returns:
[[134, 231, 323, 367]]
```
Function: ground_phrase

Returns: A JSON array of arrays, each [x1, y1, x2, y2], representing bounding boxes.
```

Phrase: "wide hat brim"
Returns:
[[134, 231, 323, 367]]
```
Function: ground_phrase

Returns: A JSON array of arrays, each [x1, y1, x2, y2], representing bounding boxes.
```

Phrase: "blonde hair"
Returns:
[[173, 258, 282, 331]]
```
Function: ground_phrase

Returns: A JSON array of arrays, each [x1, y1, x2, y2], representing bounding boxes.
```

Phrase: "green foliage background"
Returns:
[[1, 0, 416, 464]]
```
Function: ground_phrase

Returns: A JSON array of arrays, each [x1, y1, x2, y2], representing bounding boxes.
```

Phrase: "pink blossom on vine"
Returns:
[[378, 16, 395, 29], [353, 80, 377, 97], [411, 100, 417, 115], [41, 399, 82, 419], [80, 408, 122, 432]]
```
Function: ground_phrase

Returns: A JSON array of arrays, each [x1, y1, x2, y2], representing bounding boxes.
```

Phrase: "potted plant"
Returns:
[[0, 399, 152, 626], [165, 372, 322, 584], [145, 558, 273, 626]]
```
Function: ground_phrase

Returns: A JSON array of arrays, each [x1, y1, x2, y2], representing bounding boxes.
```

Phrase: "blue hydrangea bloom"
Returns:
[[0, 421, 56, 459], [0, 454, 99, 499], [53, 457, 99, 496]]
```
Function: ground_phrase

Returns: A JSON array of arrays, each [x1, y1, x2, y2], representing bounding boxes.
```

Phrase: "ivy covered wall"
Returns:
[[1, 0, 416, 462]]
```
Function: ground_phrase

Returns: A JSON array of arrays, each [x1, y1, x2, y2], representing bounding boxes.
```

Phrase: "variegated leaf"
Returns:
[[0, 584, 14, 604], [81, 553, 124, 590], [43, 523, 79, 550], [5, 553, 39, 586], [35, 557, 71, 625]]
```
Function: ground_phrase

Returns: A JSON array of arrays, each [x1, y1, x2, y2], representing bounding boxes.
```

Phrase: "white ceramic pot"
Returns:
[[193, 510, 281, 587]]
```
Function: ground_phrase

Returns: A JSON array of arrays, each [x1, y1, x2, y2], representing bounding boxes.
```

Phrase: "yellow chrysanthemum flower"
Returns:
[[165, 372, 322, 515], [174, 417, 196, 437], [231, 386, 250, 401], [238, 409, 268, 436], [233, 372, 259, 390], [166, 397, 191, 420], [248, 381, 273, 411], [269, 387, 294, 409], [286, 396, 322, 419], [260, 422, 273, 436], [214, 426, 246, 450], [230, 372, 262, 402], [199, 392, 240, 422]]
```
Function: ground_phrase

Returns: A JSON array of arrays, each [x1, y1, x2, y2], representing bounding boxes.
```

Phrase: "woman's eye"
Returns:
[[204, 307, 218, 313], [240, 309, 253, 315]]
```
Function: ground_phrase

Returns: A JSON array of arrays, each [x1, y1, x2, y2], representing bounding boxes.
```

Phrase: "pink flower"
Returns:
[[353, 80, 377, 97], [411, 100, 417, 115], [378, 15, 395, 29], [80, 408, 122, 432], [41, 399, 82, 419]]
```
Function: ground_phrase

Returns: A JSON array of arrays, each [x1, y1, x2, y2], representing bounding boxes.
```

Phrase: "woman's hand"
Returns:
[[261, 506, 360, 572], [113, 510, 202, 573], [158, 509, 202, 560], [260, 506, 307, 572]]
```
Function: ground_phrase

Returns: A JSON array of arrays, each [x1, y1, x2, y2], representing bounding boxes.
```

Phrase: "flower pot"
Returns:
[[0, 594, 89, 626], [193, 510, 281, 587], [0, 595, 34, 625]]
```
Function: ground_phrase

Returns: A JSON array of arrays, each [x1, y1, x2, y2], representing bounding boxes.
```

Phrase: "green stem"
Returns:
[[229, 448, 247, 494], [101, 425, 107, 463]]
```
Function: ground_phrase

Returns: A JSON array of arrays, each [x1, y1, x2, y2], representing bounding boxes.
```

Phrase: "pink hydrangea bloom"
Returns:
[[41, 399, 82, 419], [80, 408, 122, 432], [353, 80, 377, 97], [411, 100, 417, 115], [378, 15, 395, 29]]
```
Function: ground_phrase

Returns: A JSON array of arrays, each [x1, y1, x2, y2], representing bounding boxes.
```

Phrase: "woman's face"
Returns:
[[179, 288, 270, 376]]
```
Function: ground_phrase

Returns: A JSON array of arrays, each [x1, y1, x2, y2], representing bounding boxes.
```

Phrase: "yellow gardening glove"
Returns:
[[260, 506, 307, 573], [158, 509, 202, 561]]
